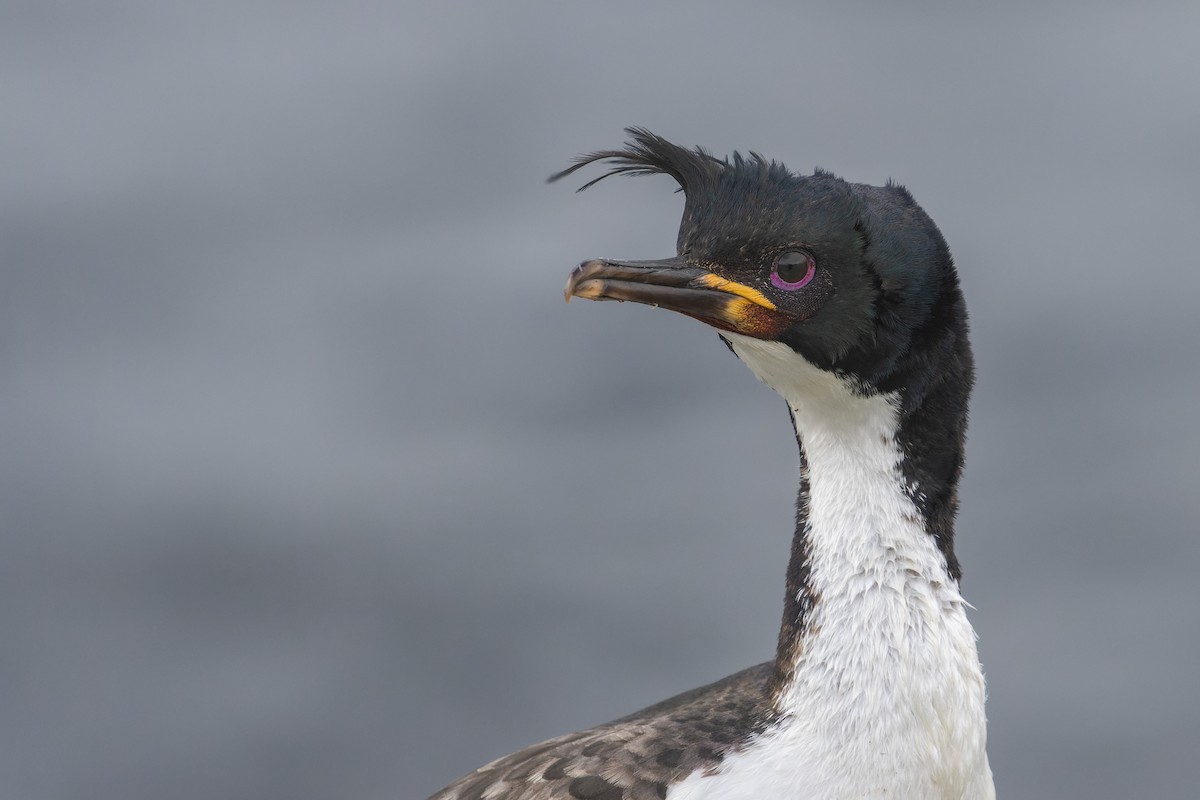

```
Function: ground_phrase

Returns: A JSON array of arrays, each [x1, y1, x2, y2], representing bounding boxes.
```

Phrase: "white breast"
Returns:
[[668, 335, 993, 800]]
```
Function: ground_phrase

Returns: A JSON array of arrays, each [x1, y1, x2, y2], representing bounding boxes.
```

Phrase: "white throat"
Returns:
[[669, 334, 993, 800]]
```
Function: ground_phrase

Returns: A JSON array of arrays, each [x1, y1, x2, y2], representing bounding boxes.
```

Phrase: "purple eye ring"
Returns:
[[770, 250, 816, 290]]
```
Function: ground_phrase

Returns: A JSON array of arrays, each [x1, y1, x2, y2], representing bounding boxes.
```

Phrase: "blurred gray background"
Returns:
[[3, 2, 1198, 798]]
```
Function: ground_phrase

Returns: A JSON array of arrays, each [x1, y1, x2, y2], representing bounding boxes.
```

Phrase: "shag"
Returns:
[[427, 129, 993, 800]]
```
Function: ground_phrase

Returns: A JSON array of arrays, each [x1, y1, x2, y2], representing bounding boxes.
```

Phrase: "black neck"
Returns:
[[770, 435, 816, 698]]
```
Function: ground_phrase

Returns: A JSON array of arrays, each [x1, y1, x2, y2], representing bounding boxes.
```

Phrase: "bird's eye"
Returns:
[[771, 251, 816, 290]]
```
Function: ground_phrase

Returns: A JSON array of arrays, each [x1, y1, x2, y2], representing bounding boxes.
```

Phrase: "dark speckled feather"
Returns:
[[426, 664, 775, 800]]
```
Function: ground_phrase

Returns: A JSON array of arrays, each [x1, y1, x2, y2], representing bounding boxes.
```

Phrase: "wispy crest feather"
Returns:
[[548, 127, 727, 193]]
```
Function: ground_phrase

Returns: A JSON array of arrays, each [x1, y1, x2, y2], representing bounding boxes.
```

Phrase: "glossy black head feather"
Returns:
[[553, 130, 973, 420]]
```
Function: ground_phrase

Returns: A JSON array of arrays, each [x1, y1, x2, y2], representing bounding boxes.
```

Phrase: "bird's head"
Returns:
[[556, 128, 970, 407]]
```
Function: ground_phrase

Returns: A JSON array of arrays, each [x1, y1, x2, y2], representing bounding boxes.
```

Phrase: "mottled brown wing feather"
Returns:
[[425, 663, 776, 800]]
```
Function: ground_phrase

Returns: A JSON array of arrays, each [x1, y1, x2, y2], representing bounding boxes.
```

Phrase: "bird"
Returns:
[[425, 128, 994, 800]]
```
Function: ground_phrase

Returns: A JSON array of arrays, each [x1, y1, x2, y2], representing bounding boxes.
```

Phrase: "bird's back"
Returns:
[[426, 663, 775, 800]]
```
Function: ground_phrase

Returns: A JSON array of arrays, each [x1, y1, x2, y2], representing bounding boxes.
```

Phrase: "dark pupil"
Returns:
[[776, 252, 808, 283]]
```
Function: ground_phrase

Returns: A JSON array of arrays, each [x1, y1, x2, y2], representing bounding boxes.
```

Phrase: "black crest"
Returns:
[[549, 127, 739, 194]]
